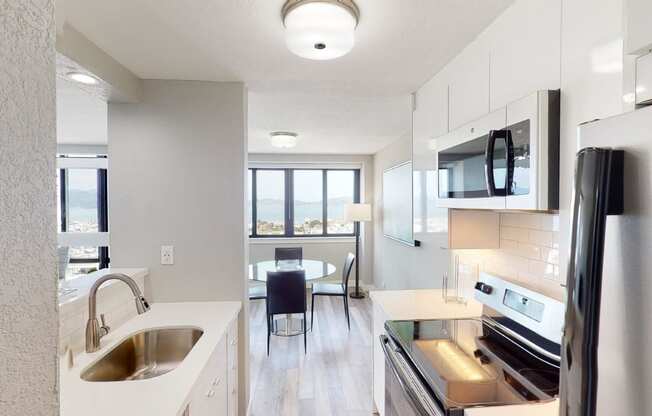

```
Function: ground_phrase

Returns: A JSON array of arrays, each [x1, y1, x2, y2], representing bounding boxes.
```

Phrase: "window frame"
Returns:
[[249, 167, 360, 238], [58, 155, 110, 270]]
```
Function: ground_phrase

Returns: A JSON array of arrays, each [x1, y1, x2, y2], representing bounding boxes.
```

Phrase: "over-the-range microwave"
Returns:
[[434, 90, 560, 210]]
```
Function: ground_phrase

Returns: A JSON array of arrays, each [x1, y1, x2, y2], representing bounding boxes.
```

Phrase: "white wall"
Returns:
[[108, 80, 249, 414], [248, 153, 374, 286], [0, 1, 59, 415]]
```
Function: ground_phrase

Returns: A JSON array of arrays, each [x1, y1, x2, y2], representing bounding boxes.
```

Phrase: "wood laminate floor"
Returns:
[[248, 295, 374, 416]]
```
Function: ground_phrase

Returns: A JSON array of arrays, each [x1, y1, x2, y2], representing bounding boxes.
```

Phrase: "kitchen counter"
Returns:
[[60, 301, 241, 416], [370, 288, 483, 320]]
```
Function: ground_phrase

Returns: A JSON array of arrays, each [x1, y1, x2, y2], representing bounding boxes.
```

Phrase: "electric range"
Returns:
[[380, 273, 565, 415]]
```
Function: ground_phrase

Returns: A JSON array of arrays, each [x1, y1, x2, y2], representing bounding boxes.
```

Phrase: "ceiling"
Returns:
[[60, 0, 513, 154]]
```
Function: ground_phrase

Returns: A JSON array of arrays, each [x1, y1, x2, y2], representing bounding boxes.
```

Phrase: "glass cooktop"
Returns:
[[385, 317, 560, 411]]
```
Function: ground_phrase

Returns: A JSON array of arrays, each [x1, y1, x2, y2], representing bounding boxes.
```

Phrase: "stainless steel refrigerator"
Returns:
[[560, 105, 652, 416]]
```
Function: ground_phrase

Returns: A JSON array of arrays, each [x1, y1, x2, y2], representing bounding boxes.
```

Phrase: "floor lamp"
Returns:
[[345, 203, 372, 299]]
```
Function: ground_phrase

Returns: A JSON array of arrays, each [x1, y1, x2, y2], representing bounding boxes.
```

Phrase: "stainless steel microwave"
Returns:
[[434, 90, 559, 211]]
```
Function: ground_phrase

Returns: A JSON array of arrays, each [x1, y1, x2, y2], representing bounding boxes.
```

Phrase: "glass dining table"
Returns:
[[248, 259, 337, 336]]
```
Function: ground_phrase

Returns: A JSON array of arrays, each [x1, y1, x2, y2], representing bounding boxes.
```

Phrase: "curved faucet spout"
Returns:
[[85, 273, 150, 353]]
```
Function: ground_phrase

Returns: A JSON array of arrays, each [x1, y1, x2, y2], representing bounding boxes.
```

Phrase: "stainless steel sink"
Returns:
[[80, 327, 203, 382]]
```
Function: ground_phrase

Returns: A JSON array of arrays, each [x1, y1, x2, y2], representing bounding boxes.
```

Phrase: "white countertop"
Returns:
[[60, 301, 241, 416], [370, 288, 483, 320]]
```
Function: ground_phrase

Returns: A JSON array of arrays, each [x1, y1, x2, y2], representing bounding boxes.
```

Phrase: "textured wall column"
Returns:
[[0, 1, 59, 415]]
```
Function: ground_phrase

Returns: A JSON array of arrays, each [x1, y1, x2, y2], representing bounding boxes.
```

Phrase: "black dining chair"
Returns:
[[311, 252, 355, 331], [275, 247, 303, 263], [266, 270, 308, 355]]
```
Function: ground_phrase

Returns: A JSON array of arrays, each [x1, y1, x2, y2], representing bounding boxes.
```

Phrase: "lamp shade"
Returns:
[[345, 203, 372, 222]]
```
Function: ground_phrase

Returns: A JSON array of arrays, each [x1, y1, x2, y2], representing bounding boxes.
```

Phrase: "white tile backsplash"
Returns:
[[454, 212, 564, 300]]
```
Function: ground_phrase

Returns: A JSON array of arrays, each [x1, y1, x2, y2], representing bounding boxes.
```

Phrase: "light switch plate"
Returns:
[[161, 245, 174, 265]]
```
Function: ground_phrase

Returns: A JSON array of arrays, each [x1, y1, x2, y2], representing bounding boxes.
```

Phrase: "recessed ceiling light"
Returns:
[[66, 72, 99, 85], [270, 131, 299, 148], [282, 0, 359, 61]]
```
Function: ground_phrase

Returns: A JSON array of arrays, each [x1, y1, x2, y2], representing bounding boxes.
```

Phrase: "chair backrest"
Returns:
[[266, 270, 307, 315], [341, 252, 355, 290], [275, 247, 303, 262]]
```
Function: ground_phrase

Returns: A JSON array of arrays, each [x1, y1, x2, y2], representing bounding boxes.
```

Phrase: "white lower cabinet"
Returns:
[[227, 319, 238, 416], [190, 336, 228, 416], [188, 317, 239, 416]]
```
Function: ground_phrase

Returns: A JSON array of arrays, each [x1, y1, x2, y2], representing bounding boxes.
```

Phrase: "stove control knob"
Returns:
[[473, 349, 491, 365], [474, 282, 493, 295]]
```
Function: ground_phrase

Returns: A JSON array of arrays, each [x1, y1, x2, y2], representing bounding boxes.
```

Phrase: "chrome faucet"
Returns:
[[85, 273, 150, 353]]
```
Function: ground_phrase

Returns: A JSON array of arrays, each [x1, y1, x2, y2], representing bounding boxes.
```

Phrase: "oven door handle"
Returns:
[[380, 335, 444, 416]]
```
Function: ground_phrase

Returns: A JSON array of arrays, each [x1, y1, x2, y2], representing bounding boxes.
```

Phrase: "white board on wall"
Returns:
[[382, 161, 417, 246]]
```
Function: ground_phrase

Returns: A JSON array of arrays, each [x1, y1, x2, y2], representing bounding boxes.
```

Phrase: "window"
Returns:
[[326, 170, 356, 234], [294, 170, 323, 235], [58, 156, 109, 279], [249, 168, 360, 238], [255, 170, 286, 235]]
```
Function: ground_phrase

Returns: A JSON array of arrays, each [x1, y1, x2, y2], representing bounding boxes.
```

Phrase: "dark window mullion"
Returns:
[[60, 168, 67, 232], [285, 169, 293, 237], [98, 168, 109, 269], [251, 168, 257, 237], [322, 170, 328, 236], [354, 169, 361, 203]]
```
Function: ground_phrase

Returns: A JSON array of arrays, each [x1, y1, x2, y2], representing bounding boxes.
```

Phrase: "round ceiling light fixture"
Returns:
[[270, 131, 299, 148], [66, 71, 99, 85], [282, 0, 360, 60]]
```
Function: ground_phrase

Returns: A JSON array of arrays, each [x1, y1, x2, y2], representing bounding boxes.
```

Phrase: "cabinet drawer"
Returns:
[[191, 336, 228, 416], [227, 317, 238, 416]]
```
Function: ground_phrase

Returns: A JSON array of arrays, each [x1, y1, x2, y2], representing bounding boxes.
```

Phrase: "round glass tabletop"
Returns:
[[248, 259, 337, 282]]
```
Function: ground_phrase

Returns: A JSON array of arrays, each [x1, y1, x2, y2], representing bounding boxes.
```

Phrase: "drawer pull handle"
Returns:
[[206, 389, 215, 398], [212, 377, 221, 386]]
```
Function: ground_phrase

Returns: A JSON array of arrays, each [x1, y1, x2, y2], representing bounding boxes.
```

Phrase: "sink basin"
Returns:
[[81, 327, 203, 382]]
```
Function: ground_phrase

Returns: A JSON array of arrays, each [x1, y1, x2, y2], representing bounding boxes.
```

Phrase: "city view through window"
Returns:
[[58, 167, 104, 277], [249, 169, 358, 237]]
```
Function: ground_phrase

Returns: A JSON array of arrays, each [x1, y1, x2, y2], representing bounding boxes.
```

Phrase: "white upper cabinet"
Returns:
[[487, 0, 561, 110], [625, 0, 652, 55], [448, 50, 491, 130], [413, 78, 449, 149]]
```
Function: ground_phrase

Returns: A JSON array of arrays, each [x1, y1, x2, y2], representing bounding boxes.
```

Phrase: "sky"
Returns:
[[250, 170, 355, 202]]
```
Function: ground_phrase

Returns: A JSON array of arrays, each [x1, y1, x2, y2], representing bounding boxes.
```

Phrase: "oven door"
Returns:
[[381, 335, 444, 416], [435, 108, 507, 210]]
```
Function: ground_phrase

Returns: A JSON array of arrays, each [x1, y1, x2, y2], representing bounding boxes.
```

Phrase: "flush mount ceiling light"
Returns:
[[270, 131, 299, 148], [282, 0, 360, 60], [66, 71, 99, 85]]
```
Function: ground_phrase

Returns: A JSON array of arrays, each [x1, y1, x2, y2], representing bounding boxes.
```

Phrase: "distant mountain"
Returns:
[[67, 189, 97, 209], [255, 197, 352, 222]]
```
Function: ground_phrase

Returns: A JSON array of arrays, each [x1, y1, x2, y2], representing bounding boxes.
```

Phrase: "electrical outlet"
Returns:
[[161, 245, 174, 265]]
